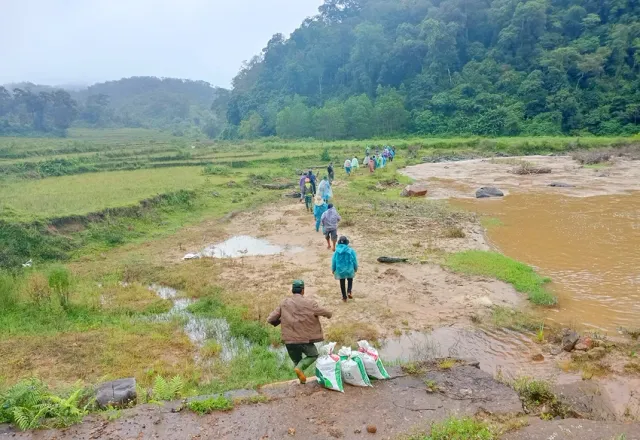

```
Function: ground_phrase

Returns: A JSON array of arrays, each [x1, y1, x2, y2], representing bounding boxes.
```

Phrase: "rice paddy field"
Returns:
[[1, 128, 638, 429]]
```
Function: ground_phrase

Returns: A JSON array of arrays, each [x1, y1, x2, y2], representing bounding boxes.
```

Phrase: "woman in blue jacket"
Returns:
[[313, 195, 328, 233], [331, 236, 358, 302]]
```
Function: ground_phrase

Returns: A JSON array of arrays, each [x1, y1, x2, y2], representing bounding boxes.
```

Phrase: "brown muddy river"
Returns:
[[456, 192, 640, 333]]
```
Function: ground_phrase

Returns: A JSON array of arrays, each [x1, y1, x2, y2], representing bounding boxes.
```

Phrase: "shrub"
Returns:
[[48, 266, 72, 310], [0, 271, 18, 309], [152, 375, 185, 401], [572, 149, 612, 165], [412, 416, 495, 440], [202, 165, 231, 176], [187, 396, 233, 415], [510, 162, 552, 175], [320, 148, 331, 161], [25, 272, 51, 306], [0, 379, 87, 430], [443, 226, 466, 238]]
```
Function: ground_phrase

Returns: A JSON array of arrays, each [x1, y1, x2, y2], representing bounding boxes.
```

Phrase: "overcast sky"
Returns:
[[0, 0, 323, 88]]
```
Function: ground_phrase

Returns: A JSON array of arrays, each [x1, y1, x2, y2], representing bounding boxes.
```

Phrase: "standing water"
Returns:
[[184, 235, 304, 259], [455, 192, 640, 333]]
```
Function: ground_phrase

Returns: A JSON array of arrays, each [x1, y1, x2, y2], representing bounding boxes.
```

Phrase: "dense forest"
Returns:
[[0, 77, 226, 137], [219, 0, 640, 139]]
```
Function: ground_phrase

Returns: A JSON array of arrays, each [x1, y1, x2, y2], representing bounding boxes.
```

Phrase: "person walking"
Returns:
[[320, 203, 341, 251], [344, 158, 352, 176], [313, 195, 328, 233], [369, 155, 376, 173], [267, 280, 332, 384], [351, 156, 359, 171], [303, 178, 313, 212], [317, 176, 332, 202], [332, 236, 358, 302], [308, 170, 317, 195], [327, 162, 335, 182], [299, 172, 307, 203]]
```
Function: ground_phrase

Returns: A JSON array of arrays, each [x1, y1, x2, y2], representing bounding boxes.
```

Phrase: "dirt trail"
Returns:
[[3, 365, 638, 440], [173, 198, 522, 337]]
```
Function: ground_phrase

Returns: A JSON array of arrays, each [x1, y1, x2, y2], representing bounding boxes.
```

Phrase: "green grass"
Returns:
[[445, 251, 557, 306], [409, 416, 496, 440], [187, 395, 234, 414], [0, 167, 222, 220], [583, 163, 612, 169], [480, 217, 504, 228]]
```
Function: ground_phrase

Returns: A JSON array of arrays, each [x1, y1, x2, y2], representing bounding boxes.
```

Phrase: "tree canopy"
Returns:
[[219, 0, 640, 139]]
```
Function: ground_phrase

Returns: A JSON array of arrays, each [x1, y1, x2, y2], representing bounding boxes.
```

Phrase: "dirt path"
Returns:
[[172, 198, 522, 338], [3, 365, 638, 440]]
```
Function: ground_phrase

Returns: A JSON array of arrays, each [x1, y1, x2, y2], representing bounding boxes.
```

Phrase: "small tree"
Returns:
[[48, 266, 72, 310]]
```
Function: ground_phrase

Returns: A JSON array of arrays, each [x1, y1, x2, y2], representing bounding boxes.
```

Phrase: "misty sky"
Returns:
[[1, 0, 323, 88]]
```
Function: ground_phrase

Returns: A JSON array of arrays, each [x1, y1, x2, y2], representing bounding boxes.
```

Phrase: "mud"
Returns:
[[0, 365, 524, 440], [172, 201, 522, 338], [402, 155, 640, 198]]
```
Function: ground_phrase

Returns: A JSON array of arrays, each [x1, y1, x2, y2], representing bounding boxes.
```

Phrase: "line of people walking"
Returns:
[[269, 146, 397, 384]]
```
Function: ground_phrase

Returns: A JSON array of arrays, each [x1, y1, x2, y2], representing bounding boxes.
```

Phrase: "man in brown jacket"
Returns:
[[267, 280, 332, 384]]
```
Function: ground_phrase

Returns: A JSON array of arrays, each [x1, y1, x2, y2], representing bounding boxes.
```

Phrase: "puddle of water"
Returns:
[[454, 192, 640, 333], [380, 326, 564, 381], [148, 285, 252, 361], [184, 235, 304, 260]]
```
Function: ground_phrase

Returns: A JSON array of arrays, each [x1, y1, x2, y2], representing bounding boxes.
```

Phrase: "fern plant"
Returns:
[[0, 379, 87, 430], [152, 375, 184, 401]]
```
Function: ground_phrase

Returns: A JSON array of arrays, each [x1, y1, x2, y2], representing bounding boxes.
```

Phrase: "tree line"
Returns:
[[0, 77, 227, 137], [218, 0, 640, 139]]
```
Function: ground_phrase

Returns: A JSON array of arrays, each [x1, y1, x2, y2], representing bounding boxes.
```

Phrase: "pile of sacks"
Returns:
[[315, 340, 389, 393]]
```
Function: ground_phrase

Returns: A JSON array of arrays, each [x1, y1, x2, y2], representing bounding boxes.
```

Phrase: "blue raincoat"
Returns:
[[314, 200, 328, 232], [332, 244, 358, 280], [318, 179, 333, 201]]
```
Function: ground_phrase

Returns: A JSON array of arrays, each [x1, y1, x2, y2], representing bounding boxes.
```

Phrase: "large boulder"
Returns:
[[400, 184, 428, 197], [95, 378, 137, 409], [561, 328, 580, 352], [475, 187, 504, 198]]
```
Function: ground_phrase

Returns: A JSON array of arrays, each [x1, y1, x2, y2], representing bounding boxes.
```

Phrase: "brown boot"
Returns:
[[294, 368, 307, 384]]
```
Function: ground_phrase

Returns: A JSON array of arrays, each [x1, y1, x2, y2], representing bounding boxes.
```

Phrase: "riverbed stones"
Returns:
[[562, 329, 580, 352], [400, 183, 428, 197], [531, 353, 545, 362], [95, 378, 137, 408], [475, 187, 504, 198]]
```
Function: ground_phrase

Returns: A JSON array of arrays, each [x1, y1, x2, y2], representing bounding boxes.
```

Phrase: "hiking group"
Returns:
[[269, 146, 395, 384]]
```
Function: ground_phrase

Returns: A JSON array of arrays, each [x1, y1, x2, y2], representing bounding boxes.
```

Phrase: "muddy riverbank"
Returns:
[[402, 155, 640, 333]]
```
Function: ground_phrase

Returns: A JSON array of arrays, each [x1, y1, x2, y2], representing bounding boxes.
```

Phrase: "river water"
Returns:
[[455, 192, 640, 333]]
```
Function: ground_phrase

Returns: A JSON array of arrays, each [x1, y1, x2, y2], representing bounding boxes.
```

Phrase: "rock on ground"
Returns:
[[562, 329, 580, 352], [475, 187, 504, 198], [94, 378, 137, 409], [400, 183, 428, 197]]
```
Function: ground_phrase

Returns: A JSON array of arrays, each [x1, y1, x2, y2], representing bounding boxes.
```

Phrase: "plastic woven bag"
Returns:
[[315, 342, 344, 392], [337, 347, 371, 387], [355, 340, 390, 380]]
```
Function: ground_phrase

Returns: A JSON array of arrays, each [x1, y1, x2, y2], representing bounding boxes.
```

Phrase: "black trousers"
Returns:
[[339, 278, 353, 299]]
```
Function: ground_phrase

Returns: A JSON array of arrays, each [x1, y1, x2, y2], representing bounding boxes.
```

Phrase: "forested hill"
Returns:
[[221, 0, 640, 139], [1, 77, 229, 137]]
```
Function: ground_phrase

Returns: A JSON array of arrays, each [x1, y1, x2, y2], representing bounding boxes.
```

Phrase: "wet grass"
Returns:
[[407, 416, 496, 440], [445, 251, 557, 306]]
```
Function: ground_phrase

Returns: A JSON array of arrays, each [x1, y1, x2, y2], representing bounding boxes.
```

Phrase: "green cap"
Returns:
[[292, 280, 305, 289]]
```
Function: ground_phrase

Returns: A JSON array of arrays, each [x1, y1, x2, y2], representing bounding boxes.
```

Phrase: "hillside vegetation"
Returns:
[[221, 0, 640, 139], [0, 77, 226, 137]]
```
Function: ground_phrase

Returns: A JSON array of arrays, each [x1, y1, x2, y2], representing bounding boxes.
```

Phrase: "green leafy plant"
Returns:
[[409, 416, 495, 440], [152, 375, 184, 401], [536, 324, 545, 343], [0, 379, 87, 430], [48, 266, 72, 310], [320, 148, 331, 162], [187, 396, 233, 415]]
